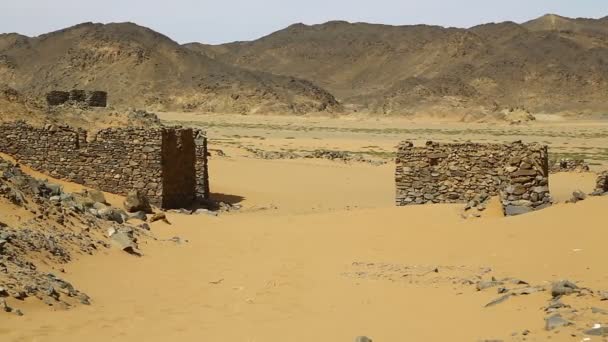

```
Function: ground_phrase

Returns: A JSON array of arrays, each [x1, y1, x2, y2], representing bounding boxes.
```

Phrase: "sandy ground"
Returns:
[[2, 114, 608, 341]]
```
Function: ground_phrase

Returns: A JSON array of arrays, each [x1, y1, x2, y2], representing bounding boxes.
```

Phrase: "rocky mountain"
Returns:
[[185, 14, 608, 117], [0, 23, 341, 115]]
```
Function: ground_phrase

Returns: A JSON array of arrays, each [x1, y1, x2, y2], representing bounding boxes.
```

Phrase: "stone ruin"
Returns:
[[592, 171, 608, 196], [395, 141, 550, 216], [0, 121, 208, 209], [550, 158, 590, 173], [46, 90, 108, 107]]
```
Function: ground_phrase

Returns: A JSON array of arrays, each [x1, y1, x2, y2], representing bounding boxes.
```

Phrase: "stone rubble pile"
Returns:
[[395, 141, 550, 216], [0, 157, 162, 315]]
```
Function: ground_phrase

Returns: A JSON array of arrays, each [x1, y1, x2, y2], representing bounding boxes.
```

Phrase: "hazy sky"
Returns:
[[1, 0, 607, 44]]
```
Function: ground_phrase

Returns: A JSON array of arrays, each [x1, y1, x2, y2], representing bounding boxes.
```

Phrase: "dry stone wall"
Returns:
[[395, 141, 550, 215], [46, 90, 107, 107], [550, 158, 590, 173], [0, 121, 209, 208], [592, 171, 608, 195]]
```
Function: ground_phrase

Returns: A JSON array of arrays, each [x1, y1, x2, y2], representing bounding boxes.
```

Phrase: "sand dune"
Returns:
[[2, 154, 607, 341]]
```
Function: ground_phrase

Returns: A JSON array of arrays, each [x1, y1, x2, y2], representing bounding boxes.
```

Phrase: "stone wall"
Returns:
[[46, 90, 108, 107], [550, 158, 590, 173], [0, 121, 209, 208], [195, 135, 210, 200], [593, 171, 608, 195], [395, 141, 550, 215]]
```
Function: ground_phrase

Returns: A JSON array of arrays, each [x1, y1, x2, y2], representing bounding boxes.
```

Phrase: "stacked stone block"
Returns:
[[395, 141, 550, 215], [0, 121, 209, 209], [194, 129, 210, 200]]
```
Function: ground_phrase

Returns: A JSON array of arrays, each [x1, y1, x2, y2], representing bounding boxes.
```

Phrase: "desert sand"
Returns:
[[1, 114, 607, 341]]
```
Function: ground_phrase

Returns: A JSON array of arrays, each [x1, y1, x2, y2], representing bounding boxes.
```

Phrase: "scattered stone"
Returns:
[[86, 189, 107, 204], [110, 230, 142, 256], [123, 190, 152, 213], [591, 307, 608, 315], [150, 212, 171, 224], [194, 208, 219, 216], [585, 326, 608, 336], [484, 294, 511, 307], [477, 280, 503, 291], [128, 211, 148, 221], [354, 336, 372, 342], [545, 314, 571, 331], [551, 280, 579, 298], [504, 205, 532, 216]]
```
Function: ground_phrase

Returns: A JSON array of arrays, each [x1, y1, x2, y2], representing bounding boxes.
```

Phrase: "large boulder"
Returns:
[[123, 190, 152, 213]]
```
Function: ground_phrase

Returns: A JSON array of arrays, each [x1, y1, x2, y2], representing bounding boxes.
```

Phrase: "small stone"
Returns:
[[150, 212, 170, 224], [354, 336, 372, 342], [572, 190, 587, 201], [545, 314, 571, 331], [584, 326, 608, 336], [504, 205, 532, 216], [484, 294, 511, 307], [123, 190, 152, 213], [551, 280, 578, 297], [477, 280, 503, 291]]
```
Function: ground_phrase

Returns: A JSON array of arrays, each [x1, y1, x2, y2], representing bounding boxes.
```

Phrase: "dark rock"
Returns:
[[584, 326, 608, 336], [150, 212, 170, 224], [128, 211, 148, 221], [545, 314, 571, 331], [484, 294, 511, 307], [551, 280, 579, 297], [504, 205, 532, 216]]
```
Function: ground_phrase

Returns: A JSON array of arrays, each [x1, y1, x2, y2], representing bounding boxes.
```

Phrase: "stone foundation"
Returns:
[[0, 121, 209, 208], [395, 141, 550, 215]]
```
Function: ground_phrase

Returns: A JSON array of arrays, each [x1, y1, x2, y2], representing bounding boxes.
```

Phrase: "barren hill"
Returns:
[[185, 15, 608, 117], [0, 23, 341, 115]]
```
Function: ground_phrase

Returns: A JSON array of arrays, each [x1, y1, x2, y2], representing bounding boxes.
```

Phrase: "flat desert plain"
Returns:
[[2, 114, 608, 342]]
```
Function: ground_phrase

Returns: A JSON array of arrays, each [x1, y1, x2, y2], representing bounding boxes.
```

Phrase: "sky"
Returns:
[[1, 0, 607, 44]]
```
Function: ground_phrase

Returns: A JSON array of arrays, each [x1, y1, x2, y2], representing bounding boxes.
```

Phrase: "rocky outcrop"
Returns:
[[46, 90, 107, 107], [395, 141, 550, 215]]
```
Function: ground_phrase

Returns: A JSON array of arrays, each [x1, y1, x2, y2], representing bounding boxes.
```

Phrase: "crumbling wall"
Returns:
[[195, 133, 210, 200], [593, 171, 608, 195], [550, 158, 590, 173], [0, 121, 209, 208], [45, 90, 107, 107], [395, 141, 550, 215]]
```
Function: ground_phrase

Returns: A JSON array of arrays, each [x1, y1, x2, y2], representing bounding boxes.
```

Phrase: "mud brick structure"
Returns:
[[46, 90, 108, 107], [550, 158, 590, 173], [395, 141, 550, 215], [0, 121, 209, 208]]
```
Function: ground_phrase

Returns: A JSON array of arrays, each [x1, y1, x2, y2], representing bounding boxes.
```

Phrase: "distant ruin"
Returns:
[[0, 121, 208, 208], [550, 158, 590, 173], [46, 90, 108, 107], [395, 141, 550, 215]]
